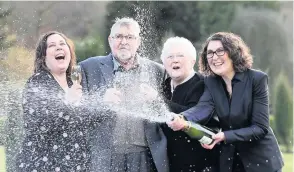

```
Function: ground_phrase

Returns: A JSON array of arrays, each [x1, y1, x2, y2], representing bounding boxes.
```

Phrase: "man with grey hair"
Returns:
[[160, 37, 219, 172], [79, 17, 169, 172]]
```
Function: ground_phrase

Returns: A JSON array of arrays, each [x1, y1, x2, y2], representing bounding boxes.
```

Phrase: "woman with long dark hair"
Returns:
[[16, 31, 91, 171]]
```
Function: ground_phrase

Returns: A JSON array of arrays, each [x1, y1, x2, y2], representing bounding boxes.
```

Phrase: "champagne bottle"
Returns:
[[183, 121, 219, 145]]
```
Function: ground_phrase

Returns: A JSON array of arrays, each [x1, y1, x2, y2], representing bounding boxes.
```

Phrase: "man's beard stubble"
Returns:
[[116, 51, 135, 64]]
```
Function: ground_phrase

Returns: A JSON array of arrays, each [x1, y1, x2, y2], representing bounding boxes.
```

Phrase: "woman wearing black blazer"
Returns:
[[167, 32, 284, 172]]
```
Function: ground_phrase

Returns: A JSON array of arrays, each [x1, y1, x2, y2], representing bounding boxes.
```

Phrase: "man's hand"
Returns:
[[140, 83, 158, 102], [103, 88, 122, 104], [65, 83, 82, 104]]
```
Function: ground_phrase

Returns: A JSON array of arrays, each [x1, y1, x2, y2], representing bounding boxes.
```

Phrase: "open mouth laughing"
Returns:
[[55, 53, 65, 60]]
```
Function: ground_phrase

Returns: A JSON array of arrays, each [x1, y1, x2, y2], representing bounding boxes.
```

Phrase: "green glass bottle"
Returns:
[[184, 121, 219, 145]]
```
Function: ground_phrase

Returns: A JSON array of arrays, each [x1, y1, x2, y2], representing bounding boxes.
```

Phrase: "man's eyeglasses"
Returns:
[[112, 34, 137, 41], [206, 48, 225, 59]]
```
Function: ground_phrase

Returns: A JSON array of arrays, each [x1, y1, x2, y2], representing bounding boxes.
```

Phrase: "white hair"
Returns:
[[109, 17, 141, 37], [160, 36, 197, 62]]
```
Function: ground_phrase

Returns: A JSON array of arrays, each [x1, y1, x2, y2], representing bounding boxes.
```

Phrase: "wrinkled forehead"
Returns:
[[110, 24, 140, 37], [207, 40, 224, 51]]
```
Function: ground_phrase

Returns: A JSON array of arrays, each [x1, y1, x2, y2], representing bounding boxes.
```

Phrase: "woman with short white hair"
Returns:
[[160, 36, 219, 172]]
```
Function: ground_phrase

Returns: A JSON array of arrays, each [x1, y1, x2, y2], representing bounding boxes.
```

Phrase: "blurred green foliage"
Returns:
[[274, 73, 293, 153], [0, 3, 15, 51], [3, 86, 24, 172], [74, 34, 106, 62], [104, 1, 280, 59], [0, 116, 6, 145]]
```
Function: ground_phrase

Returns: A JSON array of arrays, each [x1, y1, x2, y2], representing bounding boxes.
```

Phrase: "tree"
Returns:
[[5, 1, 109, 48], [74, 34, 106, 62], [105, 1, 281, 61], [230, 5, 293, 106], [0, 2, 15, 81], [3, 82, 24, 172], [274, 73, 293, 153], [0, 45, 34, 172], [0, 3, 13, 51]]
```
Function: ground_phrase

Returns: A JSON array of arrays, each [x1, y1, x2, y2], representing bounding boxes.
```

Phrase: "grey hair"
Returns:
[[160, 36, 197, 62], [109, 17, 141, 37]]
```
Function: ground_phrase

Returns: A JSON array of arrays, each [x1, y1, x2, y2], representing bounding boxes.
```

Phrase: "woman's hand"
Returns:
[[65, 83, 82, 104], [201, 132, 225, 149], [166, 114, 188, 131]]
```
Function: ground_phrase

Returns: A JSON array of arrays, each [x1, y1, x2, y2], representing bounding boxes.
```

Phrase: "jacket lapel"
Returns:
[[207, 77, 230, 118], [99, 54, 114, 86]]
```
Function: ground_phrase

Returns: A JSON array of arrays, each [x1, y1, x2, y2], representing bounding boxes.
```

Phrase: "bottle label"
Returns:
[[199, 136, 213, 144]]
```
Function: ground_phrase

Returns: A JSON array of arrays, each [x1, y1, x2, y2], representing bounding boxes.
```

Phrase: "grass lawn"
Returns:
[[283, 152, 293, 172], [0, 146, 5, 172], [0, 146, 292, 172]]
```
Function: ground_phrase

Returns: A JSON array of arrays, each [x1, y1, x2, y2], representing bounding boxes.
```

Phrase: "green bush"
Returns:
[[270, 115, 283, 145], [74, 34, 106, 62], [0, 116, 7, 146], [269, 115, 275, 128], [274, 73, 293, 153], [3, 86, 24, 172]]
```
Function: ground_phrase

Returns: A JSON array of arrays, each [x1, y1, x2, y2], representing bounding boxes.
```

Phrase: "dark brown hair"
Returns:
[[199, 32, 253, 76], [34, 31, 76, 77]]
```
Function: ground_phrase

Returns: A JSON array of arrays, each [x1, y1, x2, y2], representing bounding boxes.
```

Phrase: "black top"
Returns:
[[219, 75, 245, 171], [161, 73, 219, 172], [16, 69, 95, 172], [162, 73, 204, 113]]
